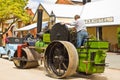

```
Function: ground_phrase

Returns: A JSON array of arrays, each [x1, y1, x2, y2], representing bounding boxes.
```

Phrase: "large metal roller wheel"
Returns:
[[13, 47, 39, 69], [44, 41, 79, 78]]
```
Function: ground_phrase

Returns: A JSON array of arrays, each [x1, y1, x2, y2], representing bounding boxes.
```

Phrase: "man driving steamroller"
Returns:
[[64, 15, 88, 48]]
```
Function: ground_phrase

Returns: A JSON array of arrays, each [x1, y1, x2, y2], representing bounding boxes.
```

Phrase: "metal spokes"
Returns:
[[45, 41, 78, 78], [48, 42, 69, 76]]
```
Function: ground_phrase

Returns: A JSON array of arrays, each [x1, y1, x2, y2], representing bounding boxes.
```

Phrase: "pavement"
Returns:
[[0, 52, 120, 80], [106, 52, 120, 70]]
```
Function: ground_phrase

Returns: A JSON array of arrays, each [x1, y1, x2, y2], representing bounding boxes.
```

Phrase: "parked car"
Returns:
[[0, 37, 24, 60]]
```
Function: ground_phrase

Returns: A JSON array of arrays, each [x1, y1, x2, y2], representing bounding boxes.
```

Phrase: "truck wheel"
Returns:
[[7, 51, 12, 61], [0, 54, 2, 58], [44, 41, 78, 78]]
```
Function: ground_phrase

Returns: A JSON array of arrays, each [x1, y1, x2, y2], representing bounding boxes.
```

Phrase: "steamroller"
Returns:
[[13, 23, 109, 78]]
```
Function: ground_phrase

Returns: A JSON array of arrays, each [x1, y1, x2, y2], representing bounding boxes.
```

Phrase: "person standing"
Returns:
[[5, 33, 9, 44], [65, 15, 88, 48]]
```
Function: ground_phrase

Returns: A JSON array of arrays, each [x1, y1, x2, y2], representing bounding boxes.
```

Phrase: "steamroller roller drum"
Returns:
[[13, 47, 39, 69], [44, 41, 79, 78], [50, 23, 70, 42]]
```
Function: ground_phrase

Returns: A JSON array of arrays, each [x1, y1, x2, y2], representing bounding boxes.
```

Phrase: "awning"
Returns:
[[15, 21, 48, 31]]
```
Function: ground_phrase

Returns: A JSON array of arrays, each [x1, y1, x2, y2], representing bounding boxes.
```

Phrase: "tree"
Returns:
[[0, 0, 31, 35]]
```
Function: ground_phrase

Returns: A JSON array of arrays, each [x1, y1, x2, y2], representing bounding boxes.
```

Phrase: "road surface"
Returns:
[[0, 54, 120, 80]]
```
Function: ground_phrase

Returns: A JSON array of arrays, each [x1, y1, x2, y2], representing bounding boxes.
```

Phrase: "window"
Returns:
[[96, 27, 102, 40]]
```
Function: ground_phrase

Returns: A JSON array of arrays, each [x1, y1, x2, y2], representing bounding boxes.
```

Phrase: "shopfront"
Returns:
[[81, 0, 120, 52]]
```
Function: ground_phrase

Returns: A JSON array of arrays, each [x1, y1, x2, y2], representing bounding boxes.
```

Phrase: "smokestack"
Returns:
[[37, 9, 43, 33]]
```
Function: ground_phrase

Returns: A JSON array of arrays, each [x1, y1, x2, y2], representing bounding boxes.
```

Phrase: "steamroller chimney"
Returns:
[[37, 9, 43, 33]]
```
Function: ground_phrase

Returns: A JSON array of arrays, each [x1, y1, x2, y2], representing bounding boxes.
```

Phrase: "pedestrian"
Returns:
[[65, 15, 88, 48], [5, 33, 9, 44]]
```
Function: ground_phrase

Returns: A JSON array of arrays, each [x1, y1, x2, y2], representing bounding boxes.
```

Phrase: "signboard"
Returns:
[[85, 17, 114, 24]]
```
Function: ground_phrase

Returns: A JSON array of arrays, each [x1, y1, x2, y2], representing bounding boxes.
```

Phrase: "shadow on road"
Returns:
[[1, 56, 9, 60], [44, 72, 108, 80], [63, 73, 107, 80]]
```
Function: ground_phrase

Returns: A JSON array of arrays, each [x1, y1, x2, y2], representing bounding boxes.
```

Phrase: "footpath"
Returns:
[[106, 52, 120, 70]]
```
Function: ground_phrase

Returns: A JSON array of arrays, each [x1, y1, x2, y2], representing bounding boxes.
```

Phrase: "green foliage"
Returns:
[[0, 0, 30, 23], [117, 27, 120, 34], [117, 27, 120, 48]]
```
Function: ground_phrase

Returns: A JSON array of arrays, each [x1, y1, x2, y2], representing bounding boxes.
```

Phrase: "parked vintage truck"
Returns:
[[0, 37, 24, 60]]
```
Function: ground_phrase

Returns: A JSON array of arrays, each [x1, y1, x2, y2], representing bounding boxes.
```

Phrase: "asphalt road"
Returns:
[[0, 53, 120, 80]]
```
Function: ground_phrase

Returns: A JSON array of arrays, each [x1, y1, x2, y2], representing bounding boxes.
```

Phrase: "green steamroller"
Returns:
[[13, 9, 109, 79], [13, 22, 108, 78]]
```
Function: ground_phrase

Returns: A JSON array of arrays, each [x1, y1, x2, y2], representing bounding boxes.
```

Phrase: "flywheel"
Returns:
[[50, 23, 69, 41]]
